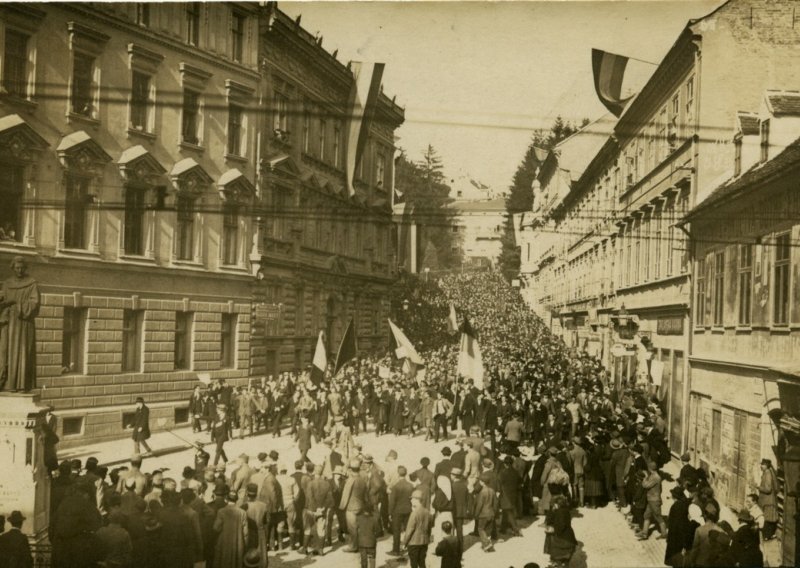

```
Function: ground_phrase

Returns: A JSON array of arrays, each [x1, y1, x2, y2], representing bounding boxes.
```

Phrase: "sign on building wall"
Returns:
[[657, 316, 684, 336]]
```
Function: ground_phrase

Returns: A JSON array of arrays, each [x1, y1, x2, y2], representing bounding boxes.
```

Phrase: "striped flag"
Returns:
[[457, 317, 484, 388], [591, 48, 634, 117], [310, 331, 327, 386], [333, 318, 358, 376], [345, 61, 385, 196], [446, 303, 459, 335]]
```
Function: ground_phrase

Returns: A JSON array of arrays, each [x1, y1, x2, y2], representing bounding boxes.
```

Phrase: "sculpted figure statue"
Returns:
[[0, 256, 40, 392]]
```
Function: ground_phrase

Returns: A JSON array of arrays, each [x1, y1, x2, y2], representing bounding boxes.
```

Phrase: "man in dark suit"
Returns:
[[0, 510, 32, 568], [132, 397, 152, 455], [498, 456, 522, 537], [388, 465, 414, 555], [339, 459, 369, 552], [211, 406, 230, 466], [450, 468, 471, 546], [409, 457, 435, 509]]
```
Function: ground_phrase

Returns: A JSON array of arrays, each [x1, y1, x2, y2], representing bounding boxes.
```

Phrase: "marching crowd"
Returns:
[[5, 270, 776, 568]]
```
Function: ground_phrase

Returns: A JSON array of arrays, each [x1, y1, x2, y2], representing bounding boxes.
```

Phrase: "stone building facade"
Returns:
[[522, 0, 800, 476], [0, 2, 263, 446], [249, 8, 404, 377]]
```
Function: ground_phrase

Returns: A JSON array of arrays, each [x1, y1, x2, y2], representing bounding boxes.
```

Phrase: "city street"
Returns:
[[1, 2, 799, 567], [61, 426, 676, 568]]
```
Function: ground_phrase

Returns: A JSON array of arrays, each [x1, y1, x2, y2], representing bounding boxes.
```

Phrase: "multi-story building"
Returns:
[[523, 0, 800, 481], [250, 7, 404, 375], [0, 2, 405, 444], [450, 197, 505, 269], [0, 2, 264, 446], [683, 91, 800, 563]]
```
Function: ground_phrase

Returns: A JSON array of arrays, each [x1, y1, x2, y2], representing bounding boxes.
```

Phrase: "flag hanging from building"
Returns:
[[345, 61, 385, 196], [591, 48, 634, 117], [457, 317, 484, 388], [333, 318, 358, 376], [388, 319, 424, 365], [310, 331, 327, 386], [447, 303, 459, 335]]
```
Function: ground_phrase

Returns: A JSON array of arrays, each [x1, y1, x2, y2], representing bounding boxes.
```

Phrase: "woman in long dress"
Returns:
[[0, 256, 39, 392], [544, 495, 577, 568]]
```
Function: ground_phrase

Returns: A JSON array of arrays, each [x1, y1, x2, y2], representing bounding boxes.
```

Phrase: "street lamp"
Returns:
[[618, 303, 628, 327], [403, 299, 409, 311]]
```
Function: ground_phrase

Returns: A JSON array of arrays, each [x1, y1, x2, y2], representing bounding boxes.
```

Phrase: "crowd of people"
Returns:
[[10, 269, 777, 568]]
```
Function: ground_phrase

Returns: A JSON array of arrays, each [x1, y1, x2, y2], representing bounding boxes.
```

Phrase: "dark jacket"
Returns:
[[159, 505, 196, 568], [389, 478, 414, 516], [665, 488, 698, 565], [132, 405, 151, 441], [499, 465, 522, 510], [434, 534, 462, 568], [451, 478, 472, 520], [0, 528, 33, 568]]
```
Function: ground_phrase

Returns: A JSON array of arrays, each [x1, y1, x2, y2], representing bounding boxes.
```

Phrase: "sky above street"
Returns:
[[281, 1, 721, 194]]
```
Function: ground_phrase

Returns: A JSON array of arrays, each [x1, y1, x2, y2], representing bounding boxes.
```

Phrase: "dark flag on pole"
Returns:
[[333, 318, 357, 376], [591, 48, 634, 117], [310, 331, 327, 386]]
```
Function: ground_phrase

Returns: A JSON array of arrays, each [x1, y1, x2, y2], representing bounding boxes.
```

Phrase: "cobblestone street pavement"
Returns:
[[61, 425, 677, 568]]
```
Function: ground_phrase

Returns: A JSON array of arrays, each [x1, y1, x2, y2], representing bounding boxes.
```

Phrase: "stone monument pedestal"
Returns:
[[0, 392, 50, 541]]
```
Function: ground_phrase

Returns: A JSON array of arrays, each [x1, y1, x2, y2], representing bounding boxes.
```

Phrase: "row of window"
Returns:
[[272, 89, 389, 189], [260, 285, 382, 338], [696, 234, 791, 327], [61, 308, 238, 375], [0, 162, 245, 267], [547, 193, 689, 305], [621, 76, 695, 189], [2, 24, 251, 158]]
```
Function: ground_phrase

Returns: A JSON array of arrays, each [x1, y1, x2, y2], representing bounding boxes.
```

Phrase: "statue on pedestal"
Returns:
[[0, 256, 40, 392]]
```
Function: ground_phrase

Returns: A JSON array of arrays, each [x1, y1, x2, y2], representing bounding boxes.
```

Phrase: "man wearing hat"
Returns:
[[450, 468, 470, 546], [388, 465, 414, 556], [730, 509, 763, 567], [758, 458, 779, 540], [132, 396, 152, 455], [0, 510, 32, 567], [258, 460, 284, 551], [339, 458, 369, 552], [677, 452, 697, 488], [211, 405, 231, 466], [325, 465, 347, 546], [243, 483, 269, 567], [305, 464, 334, 556], [403, 489, 431, 567]]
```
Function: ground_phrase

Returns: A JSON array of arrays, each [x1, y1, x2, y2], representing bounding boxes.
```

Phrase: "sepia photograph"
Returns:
[[0, 0, 798, 566]]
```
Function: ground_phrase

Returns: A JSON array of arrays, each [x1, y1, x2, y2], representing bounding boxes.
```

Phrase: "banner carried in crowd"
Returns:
[[333, 318, 357, 376], [447, 303, 459, 334], [457, 316, 484, 388], [388, 318, 424, 365], [310, 331, 327, 386]]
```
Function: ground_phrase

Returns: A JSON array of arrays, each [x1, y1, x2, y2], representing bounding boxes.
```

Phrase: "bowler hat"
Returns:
[[8, 511, 25, 525], [135, 397, 145, 403]]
